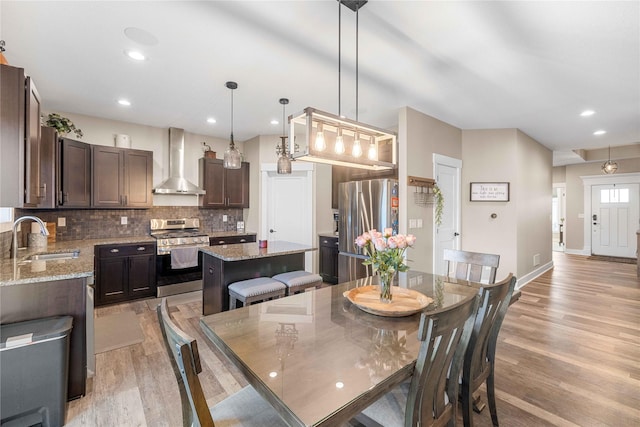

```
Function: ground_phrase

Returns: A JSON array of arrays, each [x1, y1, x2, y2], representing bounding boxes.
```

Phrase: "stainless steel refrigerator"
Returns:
[[338, 179, 399, 283]]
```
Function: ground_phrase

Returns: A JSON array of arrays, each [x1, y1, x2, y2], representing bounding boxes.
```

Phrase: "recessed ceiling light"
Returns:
[[271, 119, 279, 125], [335, 382, 344, 389], [580, 110, 595, 117], [206, 117, 216, 124], [118, 99, 131, 106], [125, 50, 146, 61], [593, 130, 606, 135]]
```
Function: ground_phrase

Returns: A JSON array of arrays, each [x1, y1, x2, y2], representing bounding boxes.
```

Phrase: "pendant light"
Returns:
[[289, 0, 397, 170], [601, 146, 618, 174], [277, 98, 292, 174], [223, 81, 242, 169]]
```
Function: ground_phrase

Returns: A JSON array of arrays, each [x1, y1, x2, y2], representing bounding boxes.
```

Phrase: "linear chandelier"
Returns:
[[289, 0, 396, 171]]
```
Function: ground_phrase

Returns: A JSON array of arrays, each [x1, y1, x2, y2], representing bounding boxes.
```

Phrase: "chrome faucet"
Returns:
[[12, 215, 49, 259]]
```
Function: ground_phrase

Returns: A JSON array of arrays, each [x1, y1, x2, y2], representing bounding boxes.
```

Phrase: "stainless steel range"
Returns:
[[150, 218, 209, 297], [150, 218, 209, 255]]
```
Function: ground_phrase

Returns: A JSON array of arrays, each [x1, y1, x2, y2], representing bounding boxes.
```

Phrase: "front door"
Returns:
[[591, 183, 639, 258], [433, 154, 462, 275]]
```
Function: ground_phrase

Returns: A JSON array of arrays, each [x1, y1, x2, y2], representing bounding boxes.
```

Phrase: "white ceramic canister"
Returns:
[[115, 134, 131, 148]]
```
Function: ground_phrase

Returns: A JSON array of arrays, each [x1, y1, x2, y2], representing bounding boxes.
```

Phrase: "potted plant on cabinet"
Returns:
[[43, 113, 83, 139]]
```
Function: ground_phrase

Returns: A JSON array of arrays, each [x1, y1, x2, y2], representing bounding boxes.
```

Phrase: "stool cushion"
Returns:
[[272, 271, 323, 288], [228, 277, 286, 298]]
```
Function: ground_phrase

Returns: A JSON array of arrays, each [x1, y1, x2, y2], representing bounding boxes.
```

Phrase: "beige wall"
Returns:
[[554, 158, 640, 252], [461, 129, 552, 282], [399, 107, 462, 272]]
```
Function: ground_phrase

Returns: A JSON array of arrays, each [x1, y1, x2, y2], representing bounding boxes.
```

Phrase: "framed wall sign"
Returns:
[[470, 182, 510, 202]]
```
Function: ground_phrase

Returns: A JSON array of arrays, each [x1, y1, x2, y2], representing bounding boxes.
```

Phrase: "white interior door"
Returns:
[[591, 184, 639, 257], [433, 154, 462, 275], [262, 164, 313, 271]]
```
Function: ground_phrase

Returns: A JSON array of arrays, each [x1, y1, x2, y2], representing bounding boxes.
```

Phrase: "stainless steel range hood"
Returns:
[[153, 127, 205, 195]]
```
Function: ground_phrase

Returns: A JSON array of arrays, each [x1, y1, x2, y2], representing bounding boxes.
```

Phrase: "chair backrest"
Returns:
[[405, 293, 479, 426], [463, 273, 517, 392], [443, 249, 500, 284], [157, 298, 215, 427]]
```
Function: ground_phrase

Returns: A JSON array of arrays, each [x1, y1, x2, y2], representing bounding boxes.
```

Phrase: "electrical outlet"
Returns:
[[120, 216, 128, 225], [416, 219, 423, 228], [409, 219, 416, 228], [533, 253, 540, 266], [223, 215, 228, 222], [237, 221, 244, 231], [58, 217, 66, 227]]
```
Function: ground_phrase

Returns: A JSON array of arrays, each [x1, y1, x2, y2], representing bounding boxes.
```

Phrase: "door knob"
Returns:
[[270, 229, 276, 233], [454, 232, 460, 236]]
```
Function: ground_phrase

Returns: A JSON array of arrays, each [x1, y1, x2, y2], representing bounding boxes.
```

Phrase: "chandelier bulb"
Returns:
[[367, 141, 377, 161], [352, 138, 362, 157]]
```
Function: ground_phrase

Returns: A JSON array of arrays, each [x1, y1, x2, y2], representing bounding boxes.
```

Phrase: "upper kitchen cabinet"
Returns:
[[58, 137, 91, 208], [0, 64, 42, 207], [199, 158, 250, 208], [92, 146, 153, 208]]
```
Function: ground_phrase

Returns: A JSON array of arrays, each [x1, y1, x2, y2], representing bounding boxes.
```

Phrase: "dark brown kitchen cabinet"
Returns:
[[0, 64, 42, 207], [36, 126, 57, 208], [92, 146, 153, 208], [209, 234, 256, 246], [319, 235, 339, 284], [199, 158, 250, 208], [58, 137, 91, 207], [95, 243, 156, 306]]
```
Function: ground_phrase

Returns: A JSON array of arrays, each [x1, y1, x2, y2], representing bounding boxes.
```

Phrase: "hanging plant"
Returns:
[[43, 113, 83, 138], [433, 184, 444, 226]]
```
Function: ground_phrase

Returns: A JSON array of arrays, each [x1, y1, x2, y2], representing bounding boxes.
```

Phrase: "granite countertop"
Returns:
[[0, 236, 155, 286], [200, 241, 316, 262]]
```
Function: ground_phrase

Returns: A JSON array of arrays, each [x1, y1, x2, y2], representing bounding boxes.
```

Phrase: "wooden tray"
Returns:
[[343, 285, 433, 317]]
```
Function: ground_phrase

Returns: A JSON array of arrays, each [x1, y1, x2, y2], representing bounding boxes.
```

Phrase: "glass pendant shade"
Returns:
[[277, 98, 292, 174], [224, 138, 242, 169], [277, 153, 292, 174], [223, 81, 242, 169]]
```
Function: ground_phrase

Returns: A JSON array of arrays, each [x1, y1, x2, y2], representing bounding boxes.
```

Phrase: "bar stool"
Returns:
[[272, 271, 323, 296], [228, 277, 286, 309]]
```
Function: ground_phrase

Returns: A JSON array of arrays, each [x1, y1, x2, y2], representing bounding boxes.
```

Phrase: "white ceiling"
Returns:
[[1, 1, 638, 165]]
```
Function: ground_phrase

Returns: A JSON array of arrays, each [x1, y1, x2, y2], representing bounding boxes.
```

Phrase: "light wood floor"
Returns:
[[66, 253, 640, 426]]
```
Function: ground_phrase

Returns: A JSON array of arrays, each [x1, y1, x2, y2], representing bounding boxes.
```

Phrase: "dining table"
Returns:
[[199, 270, 480, 427]]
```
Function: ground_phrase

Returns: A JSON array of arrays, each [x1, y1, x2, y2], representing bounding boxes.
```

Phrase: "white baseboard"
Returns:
[[516, 260, 553, 290]]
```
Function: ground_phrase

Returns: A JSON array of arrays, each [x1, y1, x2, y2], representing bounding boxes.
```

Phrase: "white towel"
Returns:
[[170, 247, 199, 269]]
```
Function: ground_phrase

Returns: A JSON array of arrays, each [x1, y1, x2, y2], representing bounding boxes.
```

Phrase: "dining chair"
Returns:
[[156, 298, 285, 427], [355, 293, 479, 427], [461, 273, 517, 427], [443, 249, 500, 284]]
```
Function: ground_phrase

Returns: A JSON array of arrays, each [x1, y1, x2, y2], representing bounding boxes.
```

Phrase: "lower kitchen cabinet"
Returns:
[[95, 242, 156, 306], [209, 234, 256, 246], [319, 235, 339, 284]]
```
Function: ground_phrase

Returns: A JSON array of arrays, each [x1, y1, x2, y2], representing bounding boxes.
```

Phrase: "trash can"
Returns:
[[1, 316, 73, 427]]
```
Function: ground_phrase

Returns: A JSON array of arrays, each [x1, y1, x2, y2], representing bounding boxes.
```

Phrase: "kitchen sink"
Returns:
[[24, 250, 81, 261]]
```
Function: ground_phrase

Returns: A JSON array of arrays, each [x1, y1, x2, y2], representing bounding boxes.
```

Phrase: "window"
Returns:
[[0, 208, 13, 233], [600, 188, 629, 204]]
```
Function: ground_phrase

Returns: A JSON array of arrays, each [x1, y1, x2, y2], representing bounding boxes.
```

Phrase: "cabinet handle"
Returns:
[[38, 183, 46, 199], [218, 240, 225, 245], [124, 195, 128, 205], [110, 248, 120, 253], [323, 240, 328, 244], [240, 239, 246, 243], [208, 267, 214, 274], [335, 242, 339, 245], [137, 246, 146, 251]]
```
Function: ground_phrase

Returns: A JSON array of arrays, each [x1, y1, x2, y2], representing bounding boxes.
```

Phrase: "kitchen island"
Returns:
[[200, 241, 316, 315]]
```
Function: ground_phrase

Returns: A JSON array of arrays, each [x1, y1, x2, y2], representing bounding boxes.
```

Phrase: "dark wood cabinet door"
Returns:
[[59, 138, 91, 207], [226, 162, 250, 208], [96, 256, 128, 305], [37, 126, 57, 208], [124, 149, 153, 208], [319, 237, 339, 284], [0, 65, 26, 207], [128, 254, 156, 297], [200, 158, 226, 208], [92, 145, 124, 207], [24, 76, 41, 207]]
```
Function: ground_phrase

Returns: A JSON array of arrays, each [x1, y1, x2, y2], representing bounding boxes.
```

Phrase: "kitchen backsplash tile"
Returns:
[[13, 207, 243, 243]]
